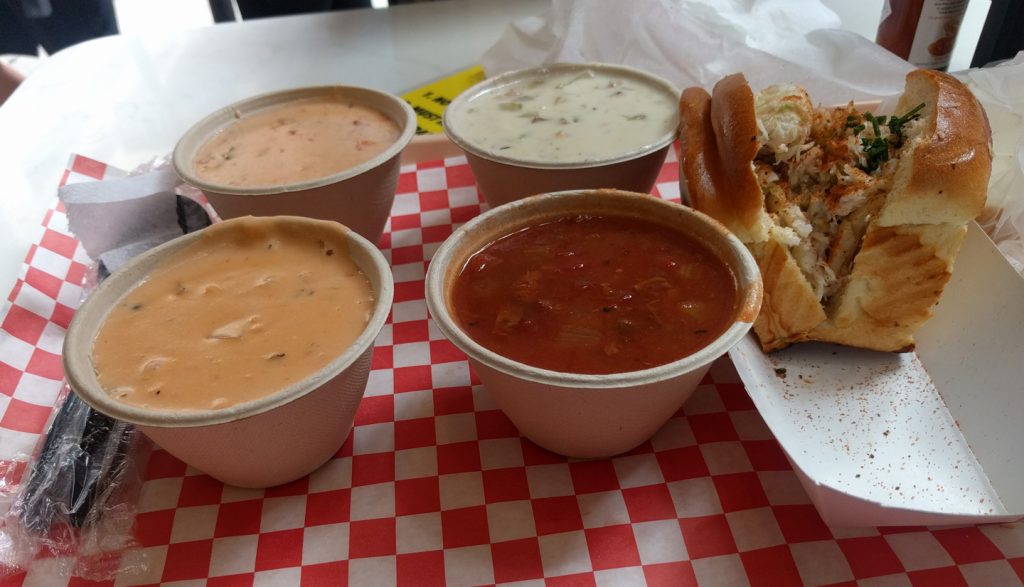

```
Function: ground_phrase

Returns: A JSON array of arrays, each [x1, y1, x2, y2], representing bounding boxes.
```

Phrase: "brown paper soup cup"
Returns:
[[63, 216, 394, 488], [173, 86, 416, 244], [443, 63, 680, 208], [425, 190, 762, 458]]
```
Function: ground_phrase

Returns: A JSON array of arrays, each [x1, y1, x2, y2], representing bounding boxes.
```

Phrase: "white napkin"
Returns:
[[60, 168, 181, 261], [58, 160, 212, 274]]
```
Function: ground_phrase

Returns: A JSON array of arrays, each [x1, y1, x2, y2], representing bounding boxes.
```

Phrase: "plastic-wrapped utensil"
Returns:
[[16, 393, 135, 533]]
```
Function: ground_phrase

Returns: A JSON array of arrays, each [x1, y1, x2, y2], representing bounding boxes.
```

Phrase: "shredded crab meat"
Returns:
[[753, 95, 922, 303], [755, 84, 814, 164]]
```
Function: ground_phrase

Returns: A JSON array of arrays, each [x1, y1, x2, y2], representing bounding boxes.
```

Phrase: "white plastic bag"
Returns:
[[961, 53, 1024, 274], [481, 0, 914, 105]]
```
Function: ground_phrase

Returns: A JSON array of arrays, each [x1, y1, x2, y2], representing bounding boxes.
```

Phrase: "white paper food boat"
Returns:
[[730, 223, 1024, 527]]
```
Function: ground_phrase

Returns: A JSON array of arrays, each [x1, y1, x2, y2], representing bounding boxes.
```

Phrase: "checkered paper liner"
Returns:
[[1, 153, 1023, 587]]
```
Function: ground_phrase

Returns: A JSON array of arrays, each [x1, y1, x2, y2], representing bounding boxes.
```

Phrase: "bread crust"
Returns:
[[679, 75, 824, 351], [811, 223, 967, 351], [879, 70, 992, 227], [750, 238, 826, 351], [679, 76, 768, 244], [678, 70, 992, 353]]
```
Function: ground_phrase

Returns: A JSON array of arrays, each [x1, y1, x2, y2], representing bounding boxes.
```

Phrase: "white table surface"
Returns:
[[0, 0, 989, 298]]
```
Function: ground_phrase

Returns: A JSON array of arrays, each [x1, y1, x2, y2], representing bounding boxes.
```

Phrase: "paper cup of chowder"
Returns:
[[425, 190, 762, 458], [63, 216, 393, 488], [173, 86, 416, 245], [442, 63, 680, 209]]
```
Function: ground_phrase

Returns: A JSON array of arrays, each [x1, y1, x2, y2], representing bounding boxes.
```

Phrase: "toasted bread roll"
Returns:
[[679, 70, 991, 352], [750, 238, 826, 351], [879, 71, 991, 227], [679, 78, 770, 244]]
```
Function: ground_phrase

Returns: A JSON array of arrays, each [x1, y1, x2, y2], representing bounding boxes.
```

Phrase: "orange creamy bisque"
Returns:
[[91, 217, 374, 410], [193, 97, 401, 187]]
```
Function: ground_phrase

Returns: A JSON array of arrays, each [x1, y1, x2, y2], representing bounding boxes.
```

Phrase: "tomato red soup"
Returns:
[[451, 215, 738, 374]]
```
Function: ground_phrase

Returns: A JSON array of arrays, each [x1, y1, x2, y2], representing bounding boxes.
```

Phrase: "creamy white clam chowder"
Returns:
[[448, 68, 679, 164]]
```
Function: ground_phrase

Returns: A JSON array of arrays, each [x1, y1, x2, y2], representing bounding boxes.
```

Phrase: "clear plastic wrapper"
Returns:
[[0, 346, 153, 581]]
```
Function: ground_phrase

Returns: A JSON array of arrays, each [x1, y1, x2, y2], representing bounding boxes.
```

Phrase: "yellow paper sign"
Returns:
[[402, 65, 486, 135]]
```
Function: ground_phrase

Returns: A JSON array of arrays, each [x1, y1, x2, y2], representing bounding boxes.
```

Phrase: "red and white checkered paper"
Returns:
[[2, 152, 1024, 587]]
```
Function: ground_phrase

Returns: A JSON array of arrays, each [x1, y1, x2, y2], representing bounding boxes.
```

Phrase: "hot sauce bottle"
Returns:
[[875, 0, 970, 71]]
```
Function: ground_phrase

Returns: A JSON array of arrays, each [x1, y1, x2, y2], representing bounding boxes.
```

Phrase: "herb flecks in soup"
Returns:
[[193, 97, 401, 187], [452, 215, 737, 375], [449, 68, 678, 163], [91, 218, 374, 410]]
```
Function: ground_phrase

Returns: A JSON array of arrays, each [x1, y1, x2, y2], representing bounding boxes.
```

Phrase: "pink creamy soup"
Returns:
[[193, 97, 401, 187]]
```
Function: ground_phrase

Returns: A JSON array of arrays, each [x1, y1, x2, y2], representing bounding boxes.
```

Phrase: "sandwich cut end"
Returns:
[[678, 69, 992, 353]]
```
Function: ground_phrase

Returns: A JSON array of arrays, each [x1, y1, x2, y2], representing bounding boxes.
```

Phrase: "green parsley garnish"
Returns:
[[860, 112, 890, 172], [848, 103, 925, 173], [887, 102, 925, 149]]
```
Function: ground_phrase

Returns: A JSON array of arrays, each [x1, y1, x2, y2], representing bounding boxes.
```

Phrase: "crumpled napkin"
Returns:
[[58, 158, 212, 275]]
